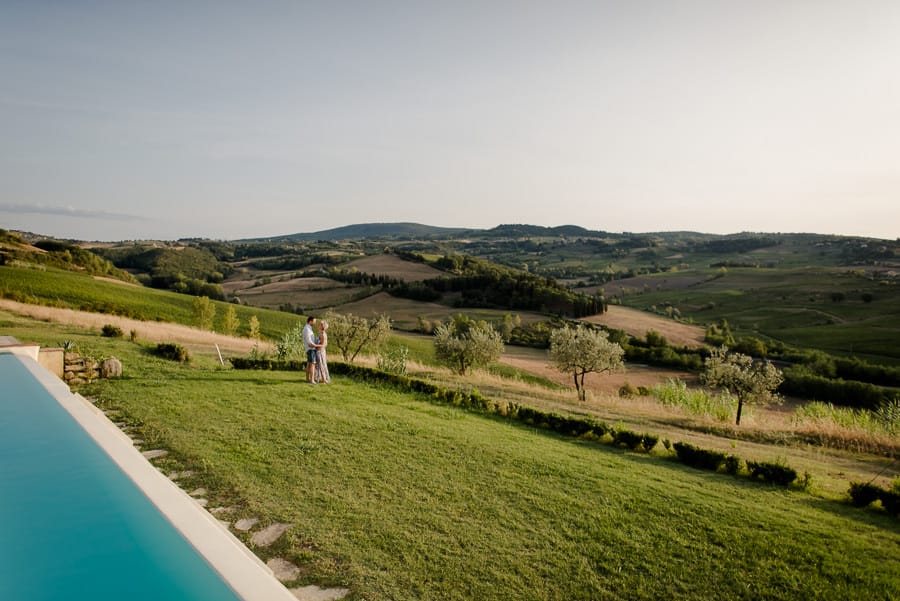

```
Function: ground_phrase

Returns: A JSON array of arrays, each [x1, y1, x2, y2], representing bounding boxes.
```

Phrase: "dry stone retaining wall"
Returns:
[[64, 353, 122, 385]]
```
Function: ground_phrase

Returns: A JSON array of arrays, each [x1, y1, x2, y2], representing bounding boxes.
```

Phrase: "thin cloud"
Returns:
[[0, 203, 146, 222]]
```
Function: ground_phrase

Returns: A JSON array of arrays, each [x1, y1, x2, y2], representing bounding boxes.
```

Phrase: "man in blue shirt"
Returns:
[[302, 316, 318, 384]]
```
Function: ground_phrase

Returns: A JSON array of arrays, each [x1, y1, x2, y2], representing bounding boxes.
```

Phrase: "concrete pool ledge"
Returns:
[[13, 354, 298, 601]]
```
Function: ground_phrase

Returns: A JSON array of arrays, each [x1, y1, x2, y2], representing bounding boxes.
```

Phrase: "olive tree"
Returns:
[[701, 346, 783, 425], [324, 311, 392, 363], [433, 314, 505, 375], [549, 325, 624, 401]]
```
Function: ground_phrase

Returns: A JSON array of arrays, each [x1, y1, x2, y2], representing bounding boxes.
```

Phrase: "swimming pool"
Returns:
[[0, 353, 295, 601]]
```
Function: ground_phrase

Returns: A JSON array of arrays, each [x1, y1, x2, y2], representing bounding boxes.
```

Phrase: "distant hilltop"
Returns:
[[240, 222, 611, 243]]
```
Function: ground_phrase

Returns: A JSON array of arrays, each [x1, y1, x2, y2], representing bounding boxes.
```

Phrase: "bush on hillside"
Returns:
[[154, 343, 190, 363], [848, 481, 883, 508], [101, 324, 124, 338], [672, 442, 726, 471], [746, 460, 797, 486]]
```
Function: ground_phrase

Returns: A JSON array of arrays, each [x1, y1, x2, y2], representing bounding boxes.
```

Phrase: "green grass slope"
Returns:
[[0, 265, 296, 339], [53, 336, 898, 600]]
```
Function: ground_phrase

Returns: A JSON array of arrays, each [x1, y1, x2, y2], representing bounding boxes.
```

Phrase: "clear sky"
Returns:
[[1, 1, 898, 241]]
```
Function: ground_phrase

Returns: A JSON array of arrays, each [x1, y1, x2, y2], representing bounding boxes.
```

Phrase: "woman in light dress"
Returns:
[[314, 320, 331, 384]]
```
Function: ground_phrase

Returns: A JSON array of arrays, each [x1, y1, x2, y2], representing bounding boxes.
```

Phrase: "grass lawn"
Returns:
[[74, 354, 899, 599], [3, 311, 898, 600]]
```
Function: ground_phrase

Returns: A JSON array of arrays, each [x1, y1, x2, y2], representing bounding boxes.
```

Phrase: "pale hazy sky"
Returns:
[[1, 1, 898, 241]]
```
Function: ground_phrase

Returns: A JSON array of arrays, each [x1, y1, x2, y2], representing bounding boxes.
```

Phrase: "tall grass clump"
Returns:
[[792, 400, 899, 438], [652, 378, 735, 422]]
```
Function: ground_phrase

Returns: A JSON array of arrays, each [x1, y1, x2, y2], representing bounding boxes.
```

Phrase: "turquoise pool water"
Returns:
[[0, 354, 244, 601]]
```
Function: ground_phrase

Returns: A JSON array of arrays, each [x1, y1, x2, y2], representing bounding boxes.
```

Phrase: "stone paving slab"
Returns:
[[234, 517, 259, 531], [208, 506, 237, 515], [251, 522, 292, 547], [189, 487, 207, 497], [290, 585, 350, 601], [267, 558, 301, 582], [141, 449, 168, 460]]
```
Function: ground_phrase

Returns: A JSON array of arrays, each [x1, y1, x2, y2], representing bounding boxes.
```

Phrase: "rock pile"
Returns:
[[64, 353, 122, 385]]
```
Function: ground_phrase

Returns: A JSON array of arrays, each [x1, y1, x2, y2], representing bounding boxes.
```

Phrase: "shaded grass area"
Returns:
[[78, 361, 899, 599]]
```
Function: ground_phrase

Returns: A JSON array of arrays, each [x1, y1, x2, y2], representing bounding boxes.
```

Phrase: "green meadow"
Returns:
[[4, 314, 896, 601], [616, 267, 900, 364]]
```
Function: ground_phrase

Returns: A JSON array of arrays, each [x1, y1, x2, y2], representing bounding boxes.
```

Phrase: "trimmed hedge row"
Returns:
[[230, 358, 803, 489]]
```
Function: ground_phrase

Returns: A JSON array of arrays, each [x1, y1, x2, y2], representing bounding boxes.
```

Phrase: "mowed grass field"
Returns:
[[3, 311, 899, 599], [80, 351, 900, 599]]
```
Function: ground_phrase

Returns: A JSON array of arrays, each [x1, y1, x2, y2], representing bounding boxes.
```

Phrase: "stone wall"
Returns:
[[64, 353, 122, 385]]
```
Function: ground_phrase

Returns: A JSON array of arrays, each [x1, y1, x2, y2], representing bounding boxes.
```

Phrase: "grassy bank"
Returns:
[[0, 265, 296, 339], [74, 358, 898, 598]]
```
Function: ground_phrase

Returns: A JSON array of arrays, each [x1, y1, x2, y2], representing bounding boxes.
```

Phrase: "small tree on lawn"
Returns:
[[325, 311, 392, 363], [701, 346, 783, 425], [192, 296, 216, 331], [247, 315, 260, 340], [433, 314, 505, 375], [221, 304, 239, 336], [549, 324, 624, 401]]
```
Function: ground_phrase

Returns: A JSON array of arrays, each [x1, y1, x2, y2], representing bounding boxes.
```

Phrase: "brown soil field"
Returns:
[[582, 305, 706, 348], [224, 276, 369, 311], [225, 275, 341, 295], [334, 292, 547, 330], [343, 254, 444, 282]]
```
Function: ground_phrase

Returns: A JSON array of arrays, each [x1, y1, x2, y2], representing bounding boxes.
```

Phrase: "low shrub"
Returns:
[[101, 324, 124, 338], [880, 489, 900, 516], [746, 461, 797, 486], [641, 434, 659, 452], [848, 482, 884, 508], [613, 429, 643, 450], [154, 343, 190, 363], [377, 345, 409, 376], [724, 455, 742, 475], [619, 382, 639, 398], [672, 442, 726, 471], [229, 357, 304, 371]]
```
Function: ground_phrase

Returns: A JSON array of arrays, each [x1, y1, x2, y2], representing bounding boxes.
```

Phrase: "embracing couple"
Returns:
[[301, 315, 331, 385]]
